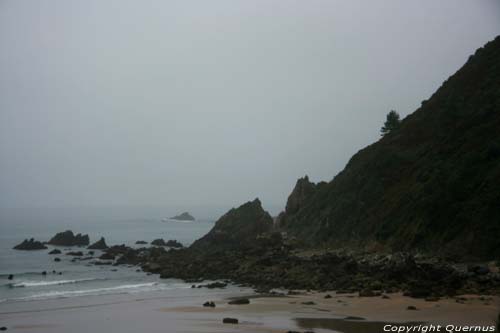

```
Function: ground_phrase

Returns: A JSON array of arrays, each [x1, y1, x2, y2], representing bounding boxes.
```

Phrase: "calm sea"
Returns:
[[0, 206, 218, 303]]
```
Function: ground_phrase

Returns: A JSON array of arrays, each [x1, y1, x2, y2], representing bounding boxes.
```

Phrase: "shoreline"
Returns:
[[1, 288, 498, 333]]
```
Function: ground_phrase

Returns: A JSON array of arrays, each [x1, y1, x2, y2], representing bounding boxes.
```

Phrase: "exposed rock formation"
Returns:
[[88, 237, 108, 250], [165, 240, 183, 248], [151, 239, 167, 246], [48, 231, 89, 246], [13, 238, 47, 250], [191, 198, 273, 252]]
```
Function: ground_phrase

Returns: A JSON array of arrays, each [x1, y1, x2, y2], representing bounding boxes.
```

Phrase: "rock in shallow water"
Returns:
[[48, 230, 89, 246], [88, 237, 108, 250], [13, 238, 47, 250]]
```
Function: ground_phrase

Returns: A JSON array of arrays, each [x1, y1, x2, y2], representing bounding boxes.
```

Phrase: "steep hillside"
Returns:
[[278, 36, 500, 260]]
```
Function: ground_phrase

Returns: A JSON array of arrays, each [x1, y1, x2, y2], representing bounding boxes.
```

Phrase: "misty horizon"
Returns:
[[1, 0, 500, 217]]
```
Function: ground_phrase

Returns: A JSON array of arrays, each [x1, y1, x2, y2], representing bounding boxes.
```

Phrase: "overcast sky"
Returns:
[[1, 0, 499, 215]]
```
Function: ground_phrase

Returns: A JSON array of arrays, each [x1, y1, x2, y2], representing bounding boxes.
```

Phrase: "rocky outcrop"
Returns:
[[170, 212, 195, 221], [88, 237, 108, 250], [191, 198, 273, 252], [285, 176, 318, 215], [151, 239, 167, 246], [135, 240, 147, 244], [13, 238, 47, 250], [166, 240, 183, 248], [48, 231, 89, 246], [277, 36, 500, 260]]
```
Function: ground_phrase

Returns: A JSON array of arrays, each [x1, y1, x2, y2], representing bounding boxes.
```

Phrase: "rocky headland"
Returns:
[[60, 37, 500, 299], [10, 37, 500, 309]]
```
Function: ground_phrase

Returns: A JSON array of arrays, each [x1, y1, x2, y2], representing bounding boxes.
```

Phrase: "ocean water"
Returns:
[[0, 208, 216, 304]]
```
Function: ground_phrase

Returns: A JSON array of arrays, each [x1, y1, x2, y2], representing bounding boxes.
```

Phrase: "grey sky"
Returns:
[[1, 0, 499, 215]]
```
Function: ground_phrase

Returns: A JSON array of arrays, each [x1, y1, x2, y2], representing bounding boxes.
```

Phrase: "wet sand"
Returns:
[[0, 290, 498, 333]]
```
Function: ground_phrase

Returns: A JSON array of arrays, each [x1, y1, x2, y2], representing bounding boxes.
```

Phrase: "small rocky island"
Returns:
[[13, 238, 47, 250], [48, 230, 89, 246], [169, 212, 195, 221]]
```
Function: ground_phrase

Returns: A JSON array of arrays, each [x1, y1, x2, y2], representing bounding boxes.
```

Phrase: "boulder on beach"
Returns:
[[48, 249, 61, 254], [88, 237, 108, 250], [203, 301, 215, 307], [48, 230, 89, 246], [54, 258, 61, 262], [222, 318, 238, 324], [359, 289, 381, 297], [13, 238, 47, 250]]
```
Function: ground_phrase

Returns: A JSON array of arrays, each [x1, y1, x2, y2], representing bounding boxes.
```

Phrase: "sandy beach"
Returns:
[[1, 289, 498, 333]]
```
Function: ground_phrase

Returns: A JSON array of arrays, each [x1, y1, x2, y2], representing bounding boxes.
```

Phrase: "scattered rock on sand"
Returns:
[[7, 274, 13, 280], [301, 301, 316, 305], [203, 301, 215, 307], [13, 238, 47, 250], [324, 294, 332, 299], [425, 296, 440, 302], [359, 289, 381, 297], [222, 318, 238, 324], [228, 298, 250, 305], [407, 305, 418, 310], [54, 257, 61, 262], [0, 326, 7, 331], [48, 249, 61, 254]]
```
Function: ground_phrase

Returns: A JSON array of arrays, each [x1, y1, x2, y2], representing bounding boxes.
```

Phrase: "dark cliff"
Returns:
[[278, 36, 500, 260]]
